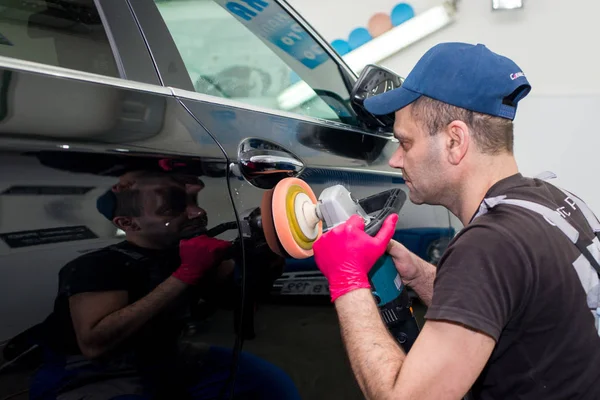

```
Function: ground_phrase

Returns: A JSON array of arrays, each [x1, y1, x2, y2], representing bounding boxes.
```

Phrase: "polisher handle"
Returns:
[[359, 188, 406, 237], [360, 188, 418, 352], [369, 254, 420, 353]]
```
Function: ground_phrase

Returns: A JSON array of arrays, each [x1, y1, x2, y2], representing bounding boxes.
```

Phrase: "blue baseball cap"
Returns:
[[96, 189, 116, 221], [364, 42, 531, 120]]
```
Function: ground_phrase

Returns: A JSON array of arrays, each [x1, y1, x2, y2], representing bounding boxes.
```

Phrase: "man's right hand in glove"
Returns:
[[173, 235, 232, 285]]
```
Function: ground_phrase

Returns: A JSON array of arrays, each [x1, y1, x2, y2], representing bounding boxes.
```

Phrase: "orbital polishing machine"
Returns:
[[262, 177, 420, 352]]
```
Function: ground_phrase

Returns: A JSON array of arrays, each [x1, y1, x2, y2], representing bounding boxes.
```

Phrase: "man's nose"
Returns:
[[187, 205, 206, 219], [388, 148, 404, 169]]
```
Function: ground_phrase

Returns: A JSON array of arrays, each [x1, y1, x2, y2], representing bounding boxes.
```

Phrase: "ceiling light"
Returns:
[[492, 0, 523, 10]]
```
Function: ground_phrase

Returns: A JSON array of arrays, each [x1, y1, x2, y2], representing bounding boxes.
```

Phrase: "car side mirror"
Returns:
[[350, 64, 404, 132]]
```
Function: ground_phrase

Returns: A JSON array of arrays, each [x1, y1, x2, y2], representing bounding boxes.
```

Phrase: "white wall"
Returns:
[[289, 0, 600, 213]]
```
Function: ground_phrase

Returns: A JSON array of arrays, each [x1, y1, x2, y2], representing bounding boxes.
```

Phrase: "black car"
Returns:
[[0, 1, 456, 399]]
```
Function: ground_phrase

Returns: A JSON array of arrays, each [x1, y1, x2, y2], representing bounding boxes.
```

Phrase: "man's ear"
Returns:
[[444, 120, 470, 165], [112, 216, 139, 232]]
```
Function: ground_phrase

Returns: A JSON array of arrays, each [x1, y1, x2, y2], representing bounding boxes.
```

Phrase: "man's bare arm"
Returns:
[[70, 276, 188, 359], [334, 288, 495, 400], [387, 239, 436, 306], [70, 234, 233, 359], [404, 257, 436, 307], [334, 289, 407, 399]]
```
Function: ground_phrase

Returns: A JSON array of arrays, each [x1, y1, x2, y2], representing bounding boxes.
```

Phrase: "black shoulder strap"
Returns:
[[473, 184, 600, 278], [535, 171, 600, 240]]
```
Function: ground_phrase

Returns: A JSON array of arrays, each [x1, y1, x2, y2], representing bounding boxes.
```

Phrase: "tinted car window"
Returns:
[[154, 0, 358, 124], [0, 0, 119, 77]]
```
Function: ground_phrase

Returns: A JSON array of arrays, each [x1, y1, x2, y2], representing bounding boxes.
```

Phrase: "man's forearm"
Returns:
[[405, 257, 436, 307], [334, 288, 406, 400], [85, 277, 188, 357]]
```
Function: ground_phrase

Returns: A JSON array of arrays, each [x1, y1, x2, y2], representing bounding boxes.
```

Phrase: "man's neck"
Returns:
[[452, 153, 519, 226]]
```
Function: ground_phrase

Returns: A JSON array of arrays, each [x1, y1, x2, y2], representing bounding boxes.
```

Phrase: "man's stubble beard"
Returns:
[[413, 143, 448, 207]]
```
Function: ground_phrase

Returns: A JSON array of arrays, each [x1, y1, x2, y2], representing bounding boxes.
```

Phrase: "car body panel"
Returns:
[[0, 1, 454, 398], [0, 59, 240, 398]]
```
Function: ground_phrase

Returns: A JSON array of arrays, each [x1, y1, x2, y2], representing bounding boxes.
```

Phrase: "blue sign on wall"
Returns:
[[222, 0, 329, 69]]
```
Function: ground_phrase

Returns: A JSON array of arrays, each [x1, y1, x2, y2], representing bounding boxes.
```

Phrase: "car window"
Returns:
[[154, 0, 358, 125], [0, 0, 119, 78]]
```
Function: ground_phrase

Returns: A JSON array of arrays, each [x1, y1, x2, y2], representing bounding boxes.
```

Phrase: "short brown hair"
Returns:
[[410, 96, 514, 154], [113, 189, 144, 218]]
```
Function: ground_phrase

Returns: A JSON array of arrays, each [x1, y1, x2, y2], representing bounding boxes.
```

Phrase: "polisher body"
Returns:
[[264, 177, 420, 352]]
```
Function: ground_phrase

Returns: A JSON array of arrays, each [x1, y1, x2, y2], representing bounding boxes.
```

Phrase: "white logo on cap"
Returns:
[[510, 72, 525, 80]]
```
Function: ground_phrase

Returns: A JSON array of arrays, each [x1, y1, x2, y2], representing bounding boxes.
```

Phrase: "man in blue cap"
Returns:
[[312, 42, 600, 399]]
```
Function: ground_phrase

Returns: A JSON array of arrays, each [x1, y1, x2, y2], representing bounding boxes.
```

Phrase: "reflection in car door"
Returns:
[[130, 1, 453, 399], [0, 2, 244, 399]]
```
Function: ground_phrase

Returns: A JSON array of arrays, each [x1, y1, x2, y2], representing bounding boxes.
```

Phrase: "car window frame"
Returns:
[[0, 1, 162, 86], [275, 0, 358, 87], [97, 0, 163, 85], [127, 0, 373, 128], [128, 0, 196, 91]]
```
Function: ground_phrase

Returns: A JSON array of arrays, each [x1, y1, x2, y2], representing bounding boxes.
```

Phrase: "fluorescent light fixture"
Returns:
[[278, 82, 315, 111], [278, 4, 456, 111]]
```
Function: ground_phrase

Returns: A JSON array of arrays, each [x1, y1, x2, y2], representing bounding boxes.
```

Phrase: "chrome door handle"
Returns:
[[233, 138, 305, 189]]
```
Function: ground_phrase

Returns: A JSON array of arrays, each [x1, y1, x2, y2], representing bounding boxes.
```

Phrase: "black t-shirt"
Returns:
[[42, 241, 192, 361], [426, 174, 600, 399]]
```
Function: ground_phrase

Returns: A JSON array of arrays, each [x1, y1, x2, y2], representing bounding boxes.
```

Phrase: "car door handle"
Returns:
[[233, 138, 305, 189], [245, 153, 304, 170]]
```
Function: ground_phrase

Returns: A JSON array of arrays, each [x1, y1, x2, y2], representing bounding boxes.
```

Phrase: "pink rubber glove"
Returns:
[[313, 213, 399, 302], [173, 235, 232, 285]]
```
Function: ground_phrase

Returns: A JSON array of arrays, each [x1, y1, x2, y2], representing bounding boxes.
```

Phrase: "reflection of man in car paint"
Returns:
[[111, 172, 210, 245], [33, 172, 301, 400]]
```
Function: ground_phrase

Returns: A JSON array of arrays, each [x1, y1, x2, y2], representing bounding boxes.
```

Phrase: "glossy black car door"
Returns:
[[131, 0, 454, 398], [127, 1, 429, 399], [0, 1, 242, 399]]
